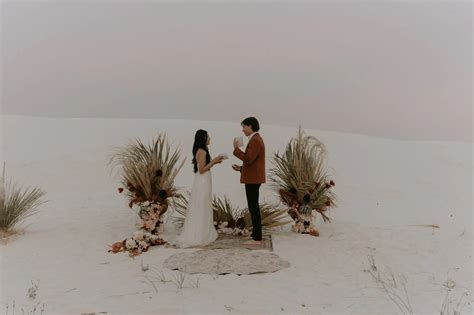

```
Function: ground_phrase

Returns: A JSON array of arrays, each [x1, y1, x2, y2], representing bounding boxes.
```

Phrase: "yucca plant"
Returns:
[[172, 194, 290, 232], [109, 134, 186, 213], [0, 166, 46, 231], [270, 127, 336, 233]]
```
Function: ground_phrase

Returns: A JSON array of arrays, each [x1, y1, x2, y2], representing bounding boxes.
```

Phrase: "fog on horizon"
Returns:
[[1, 1, 472, 141]]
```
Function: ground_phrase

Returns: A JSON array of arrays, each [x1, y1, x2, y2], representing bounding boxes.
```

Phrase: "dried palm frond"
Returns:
[[239, 203, 292, 231], [109, 134, 185, 209], [170, 191, 190, 228], [270, 126, 326, 193], [172, 194, 239, 229], [212, 195, 239, 228], [270, 126, 337, 223], [0, 180, 46, 231], [172, 194, 291, 231]]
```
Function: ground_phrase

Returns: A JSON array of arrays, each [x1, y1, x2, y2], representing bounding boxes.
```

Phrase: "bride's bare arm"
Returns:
[[196, 149, 222, 174]]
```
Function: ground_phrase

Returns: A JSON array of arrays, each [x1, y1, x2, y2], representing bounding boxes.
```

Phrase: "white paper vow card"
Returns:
[[234, 137, 244, 147]]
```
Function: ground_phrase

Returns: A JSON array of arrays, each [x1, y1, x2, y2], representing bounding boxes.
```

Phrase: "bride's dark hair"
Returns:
[[192, 129, 211, 173]]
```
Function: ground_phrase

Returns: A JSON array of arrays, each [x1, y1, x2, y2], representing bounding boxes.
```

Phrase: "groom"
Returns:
[[232, 117, 265, 246]]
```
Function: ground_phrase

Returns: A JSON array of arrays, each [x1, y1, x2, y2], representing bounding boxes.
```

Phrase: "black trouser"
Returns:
[[245, 184, 262, 241]]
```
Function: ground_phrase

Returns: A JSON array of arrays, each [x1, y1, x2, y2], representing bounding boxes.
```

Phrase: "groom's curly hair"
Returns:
[[241, 117, 260, 132], [192, 129, 211, 173]]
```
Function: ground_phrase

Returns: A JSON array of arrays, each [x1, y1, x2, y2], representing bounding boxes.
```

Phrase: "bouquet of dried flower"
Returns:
[[270, 127, 337, 236], [108, 135, 185, 256], [108, 201, 167, 256]]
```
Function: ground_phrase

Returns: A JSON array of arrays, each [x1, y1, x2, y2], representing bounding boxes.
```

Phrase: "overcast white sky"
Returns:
[[1, 1, 472, 141]]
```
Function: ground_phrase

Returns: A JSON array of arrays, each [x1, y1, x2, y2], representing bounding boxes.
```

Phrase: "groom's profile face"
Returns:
[[241, 124, 253, 136]]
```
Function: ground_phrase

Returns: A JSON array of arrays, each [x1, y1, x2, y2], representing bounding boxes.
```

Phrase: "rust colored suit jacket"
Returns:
[[233, 133, 266, 184]]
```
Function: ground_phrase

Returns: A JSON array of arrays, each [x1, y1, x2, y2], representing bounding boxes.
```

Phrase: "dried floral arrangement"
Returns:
[[108, 135, 185, 256], [270, 127, 336, 236]]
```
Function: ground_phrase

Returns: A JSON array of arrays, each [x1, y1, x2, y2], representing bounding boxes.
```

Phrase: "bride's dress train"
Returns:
[[174, 171, 217, 248]]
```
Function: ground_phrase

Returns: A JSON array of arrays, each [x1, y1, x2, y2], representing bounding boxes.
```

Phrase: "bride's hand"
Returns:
[[212, 156, 224, 165]]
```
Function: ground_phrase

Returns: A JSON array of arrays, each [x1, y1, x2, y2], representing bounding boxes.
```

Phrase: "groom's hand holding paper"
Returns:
[[233, 137, 244, 148]]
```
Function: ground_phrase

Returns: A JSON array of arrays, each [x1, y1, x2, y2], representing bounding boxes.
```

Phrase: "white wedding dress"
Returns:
[[175, 170, 218, 248]]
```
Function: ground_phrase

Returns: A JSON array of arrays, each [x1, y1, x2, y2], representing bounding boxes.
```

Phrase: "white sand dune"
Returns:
[[0, 115, 472, 314]]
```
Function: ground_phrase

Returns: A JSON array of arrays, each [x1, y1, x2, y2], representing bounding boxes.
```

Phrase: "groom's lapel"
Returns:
[[246, 133, 261, 151], [245, 134, 256, 153]]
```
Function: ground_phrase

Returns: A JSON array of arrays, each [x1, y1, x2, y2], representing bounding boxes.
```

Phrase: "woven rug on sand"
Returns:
[[163, 248, 290, 275]]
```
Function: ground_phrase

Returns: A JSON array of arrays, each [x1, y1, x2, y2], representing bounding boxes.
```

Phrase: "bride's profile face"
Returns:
[[206, 135, 211, 145]]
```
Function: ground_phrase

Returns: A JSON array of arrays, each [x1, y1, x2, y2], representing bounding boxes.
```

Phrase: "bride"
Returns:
[[175, 129, 224, 248]]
